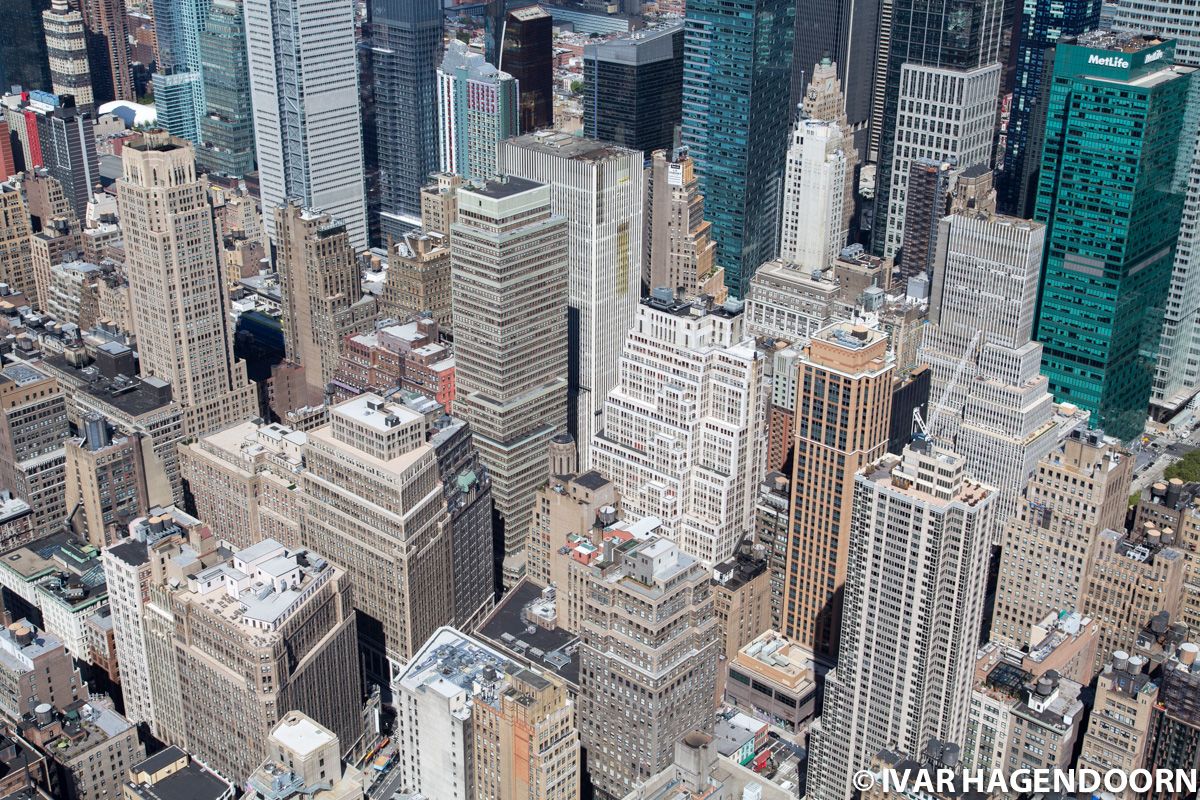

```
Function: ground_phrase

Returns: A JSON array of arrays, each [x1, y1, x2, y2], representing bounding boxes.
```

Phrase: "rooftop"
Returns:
[[507, 130, 639, 163], [463, 174, 544, 200], [475, 579, 580, 688], [397, 627, 519, 710], [1072, 29, 1169, 54]]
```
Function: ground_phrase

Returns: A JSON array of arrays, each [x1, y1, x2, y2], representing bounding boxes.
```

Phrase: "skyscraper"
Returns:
[[871, 0, 1004, 255], [32, 96, 98, 220], [437, 41, 519, 182], [1111, 4, 1200, 420], [806, 443, 996, 800], [197, 0, 255, 177], [778, 118, 848, 270], [1033, 34, 1196, 441], [299, 393, 455, 677], [682, 0, 794, 298], [898, 158, 953, 280], [116, 131, 257, 435], [590, 293, 766, 565], [801, 58, 859, 236], [275, 203, 377, 408], [0, 363, 69, 536], [150, 0, 209, 143], [0, 0, 52, 94], [502, 7, 553, 132], [578, 534, 717, 799], [498, 133, 642, 463], [643, 148, 720, 298], [918, 168, 1081, 524], [879, 61, 1001, 259], [79, 0, 134, 105], [583, 23, 683, 154], [371, 0, 442, 240], [0, 182, 34, 297], [997, 0, 1100, 217], [782, 322, 892, 659], [450, 176, 569, 585], [246, 0, 368, 249], [43, 0, 95, 115]]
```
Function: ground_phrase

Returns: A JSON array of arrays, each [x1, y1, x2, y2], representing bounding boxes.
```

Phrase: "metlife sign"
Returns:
[[1068, 40, 1175, 80], [1087, 54, 1131, 70]]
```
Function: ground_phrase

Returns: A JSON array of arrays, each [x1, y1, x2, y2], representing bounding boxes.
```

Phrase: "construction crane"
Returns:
[[913, 328, 983, 446]]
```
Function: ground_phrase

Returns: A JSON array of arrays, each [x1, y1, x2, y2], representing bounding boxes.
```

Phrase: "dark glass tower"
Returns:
[[501, 6, 552, 132], [583, 22, 682, 154], [80, 0, 135, 104], [197, 0, 255, 177], [870, 0, 1004, 255], [1034, 35, 1195, 441], [1, 0, 53, 92], [682, 0, 794, 299], [371, 0, 442, 241], [996, 0, 1099, 217]]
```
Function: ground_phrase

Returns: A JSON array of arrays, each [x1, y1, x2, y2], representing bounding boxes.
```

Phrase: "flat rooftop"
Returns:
[[506, 130, 639, 162], [464, 174, 544, 200], [475, 579, 580, 689]]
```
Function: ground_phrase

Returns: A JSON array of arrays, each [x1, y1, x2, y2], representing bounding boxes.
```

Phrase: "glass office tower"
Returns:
[[1034, 33, 1196, 441], [681, 0, 794, 299]]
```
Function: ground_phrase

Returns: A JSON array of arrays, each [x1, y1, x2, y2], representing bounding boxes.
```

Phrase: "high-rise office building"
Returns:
[[437, 41, 519, 182], [918, 169, 1080, 525], [275, 203, 377, 408], [0, 363, 69, 536], [591, 293, 765, 565], [1034, 33, 1196, 441], [990, 430, 1132, 647], [79, 0, 134, 105], [299, 393, 454, 677], [30, 97, 98, 221], [150, 0, 208, 143], [64, 414, 150, 548], [801, 58, 859, 236], [197, 0, 255, 177], [116, 131, 257, 435], [371, 0, 442, 240], [578, 534, 717, 799], [583, 23, 683, 154], [380, 229, 451, 330], [782, 322, 892, 659], [245, 712, 366, 800], [779, 118, 848, 270], [246, 0, 367, 249], [997, 0, 1100, 217], [898, 159, 953, 280], [451, 176, 569, 584], [643, 148, 720, 298], [1, 0, 52, 94], [682, 0, 794, 298], [806, 443, 996, 800], [1076, 653, 1161, 782], [872, 0, 1004, 255], [43, 0, 95, 115], [498, 132, 642, 463], [395, 627, 581, 800], [878, 62, 1001, 259], [502, 7, 553, 133], [1111, 5, 1200, 420], [0, 182, 34, 297], [114, 532, 364, 783]]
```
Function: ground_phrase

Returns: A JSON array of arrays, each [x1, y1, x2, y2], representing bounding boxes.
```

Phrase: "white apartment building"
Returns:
[[590, 293, 765, 564], [806, 443, 996, 800], [244, 0, 368, 248], [779, 119, 847, 270], [882, 62, 1001, 259], [498, 132, 643, 465]]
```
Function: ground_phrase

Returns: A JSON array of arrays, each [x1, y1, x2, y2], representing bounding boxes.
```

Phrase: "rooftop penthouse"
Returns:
[[179, 540, 335, 634]]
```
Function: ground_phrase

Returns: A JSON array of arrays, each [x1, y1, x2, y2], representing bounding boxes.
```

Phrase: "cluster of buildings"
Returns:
[[0, 0, 1197, 799]]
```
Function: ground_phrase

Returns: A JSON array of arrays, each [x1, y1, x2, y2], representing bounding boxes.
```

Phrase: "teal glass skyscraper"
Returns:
[[197, 0, 254, 177], [1034, 33, 1197, 441], [681, 0, 794, 299]]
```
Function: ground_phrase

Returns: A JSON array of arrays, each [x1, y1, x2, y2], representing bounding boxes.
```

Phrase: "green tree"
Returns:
[[1164, 450, 1200, 482]]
